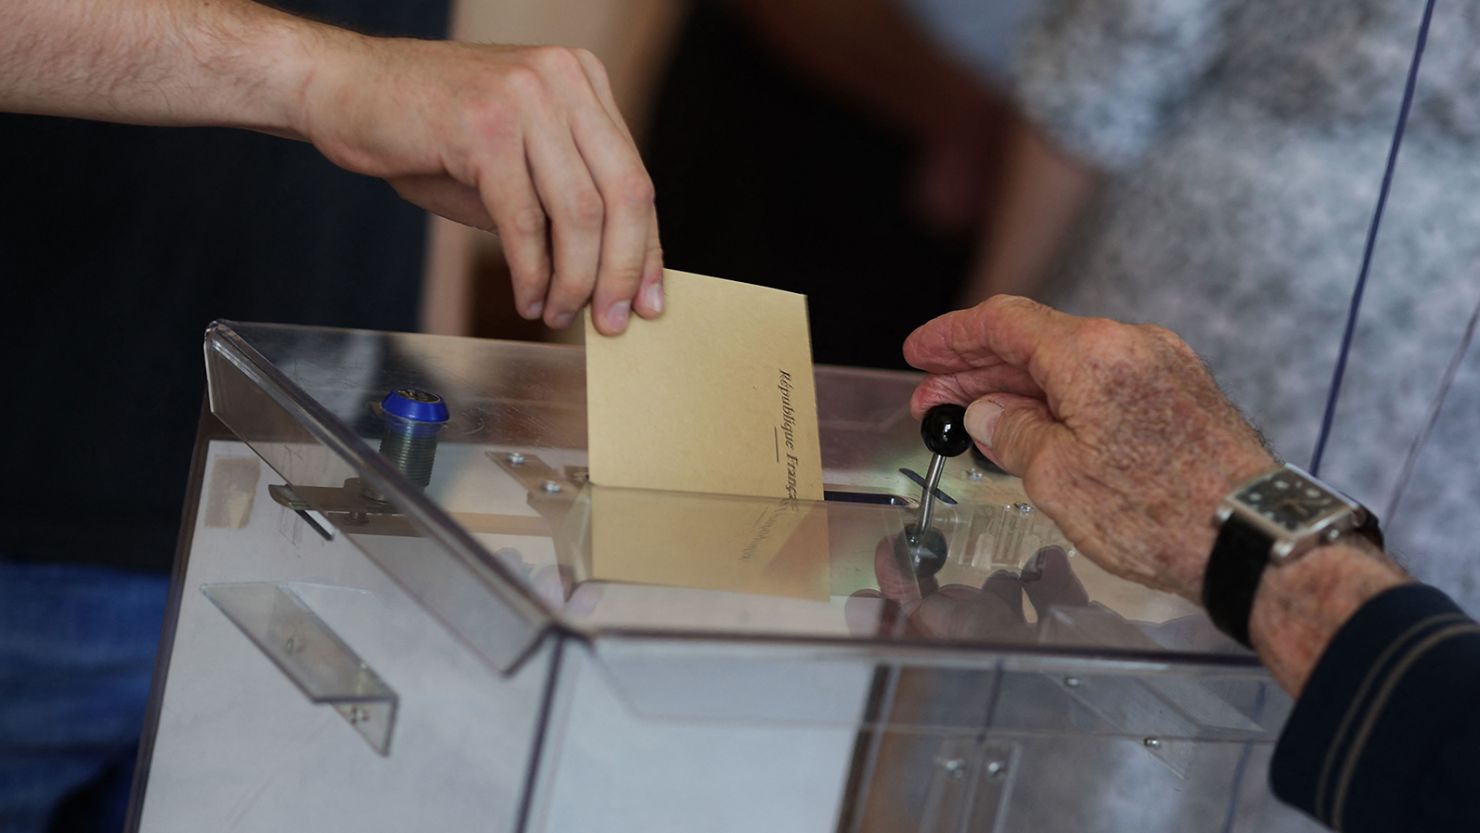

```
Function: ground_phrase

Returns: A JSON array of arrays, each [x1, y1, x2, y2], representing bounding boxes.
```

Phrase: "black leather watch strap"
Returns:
[[1203, 511, 1385, 649], [1202, 515, 1272, 649]]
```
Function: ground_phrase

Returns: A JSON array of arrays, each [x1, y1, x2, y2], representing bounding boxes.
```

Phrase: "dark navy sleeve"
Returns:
[[1271, 584, 1480, 832]]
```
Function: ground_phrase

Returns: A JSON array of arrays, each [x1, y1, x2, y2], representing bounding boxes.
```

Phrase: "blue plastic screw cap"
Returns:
[[380, 388, 450, 423]]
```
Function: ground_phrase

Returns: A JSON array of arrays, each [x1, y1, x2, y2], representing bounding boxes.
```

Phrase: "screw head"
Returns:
[[1015, 502, 1033, 514], [1143, 737, 1162, 750], [938, 757, 966, 780], [381, 388, 450, 423], [541, 480, 563, 494], [1063, 676, 1082, 688], [966, 468, 984, 481], [348, 706, 370, 725], [985, 760, 1007, 779], [506, 452, 526, 466]]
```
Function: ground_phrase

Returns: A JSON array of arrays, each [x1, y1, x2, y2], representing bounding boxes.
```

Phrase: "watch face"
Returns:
[[1235, 469, 1348, 532]]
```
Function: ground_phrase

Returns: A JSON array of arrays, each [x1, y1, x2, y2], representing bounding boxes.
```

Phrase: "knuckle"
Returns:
[[532, 45, 583, 78], [546, 275, 594, 309], [600, 263, 645, 292], [1146, 324, 1198, 359], [612, 172, 655, 209], [507, 274, 543, 302], [504, 253, 549, 293], [1079, 319, 1144, 363], [499, 64, 545, 100], [504, 250, 549, 290], [507, 205, 548, 238], [468, 100, 520, 141], [572, 48, 605, 77], [565, 190, 606, 227], [985, 294, 1041, 315]]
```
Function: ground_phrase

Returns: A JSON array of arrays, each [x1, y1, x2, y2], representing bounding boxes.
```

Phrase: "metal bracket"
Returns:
[[202, 582, 399, 755], [920, 738, 1017, 833], [268, 479, 551, 538]]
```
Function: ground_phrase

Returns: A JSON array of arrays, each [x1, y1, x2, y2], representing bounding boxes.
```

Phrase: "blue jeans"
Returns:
[[0, 561, 170, 833]]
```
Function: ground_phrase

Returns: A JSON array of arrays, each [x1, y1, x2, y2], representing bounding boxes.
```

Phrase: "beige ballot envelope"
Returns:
[[584, 269, 829, 599]]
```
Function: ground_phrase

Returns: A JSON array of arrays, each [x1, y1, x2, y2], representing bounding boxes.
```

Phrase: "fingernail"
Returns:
[[548, 310, 575, 329], [964, 399, 1004, 446], [642, 281, 664, 315], [524, 300, 544, 320], [605, 300, 631, 333]]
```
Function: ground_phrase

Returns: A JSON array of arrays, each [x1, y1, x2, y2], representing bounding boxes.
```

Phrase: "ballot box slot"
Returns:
[[897, 468, 959, 506], [824, 489, 913, 507]]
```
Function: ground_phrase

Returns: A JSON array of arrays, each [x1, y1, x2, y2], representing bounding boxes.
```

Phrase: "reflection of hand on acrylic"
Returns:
[[846, 543, 1088, 641]]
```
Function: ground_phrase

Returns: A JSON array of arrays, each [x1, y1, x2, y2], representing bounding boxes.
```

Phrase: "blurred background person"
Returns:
[[644, 0, 1041, 368], [969, 0, 1480, 610]]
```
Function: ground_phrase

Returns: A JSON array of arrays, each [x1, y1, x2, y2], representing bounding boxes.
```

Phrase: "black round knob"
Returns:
[[921, 404, 972, 457]]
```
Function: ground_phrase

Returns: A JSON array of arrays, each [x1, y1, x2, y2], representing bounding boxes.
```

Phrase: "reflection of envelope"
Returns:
[[588, 488, 830, 601], [585, 269, 824, 502]]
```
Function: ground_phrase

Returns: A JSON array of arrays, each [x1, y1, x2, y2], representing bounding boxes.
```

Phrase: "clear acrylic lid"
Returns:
[[205, 321, 1253, 676]]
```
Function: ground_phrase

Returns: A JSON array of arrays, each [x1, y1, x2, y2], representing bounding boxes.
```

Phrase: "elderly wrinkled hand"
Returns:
[[903, 296, 1275, 602], [300, 39, 663, 335]]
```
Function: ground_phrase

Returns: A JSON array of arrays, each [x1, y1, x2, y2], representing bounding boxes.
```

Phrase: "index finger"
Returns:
[[573, 49, 665, 320], [903, 295, 1077, 375], [909, 364, 1044, 421]]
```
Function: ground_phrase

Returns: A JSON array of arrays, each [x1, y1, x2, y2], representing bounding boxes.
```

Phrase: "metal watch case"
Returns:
[[1214, 463, 1368, 562]]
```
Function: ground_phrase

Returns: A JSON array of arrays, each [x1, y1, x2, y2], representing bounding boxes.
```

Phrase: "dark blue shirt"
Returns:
[[1273, 584, 1480, 831]]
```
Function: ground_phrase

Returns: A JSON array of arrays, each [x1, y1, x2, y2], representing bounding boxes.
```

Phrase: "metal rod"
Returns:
[[911, 454, 947, 543]]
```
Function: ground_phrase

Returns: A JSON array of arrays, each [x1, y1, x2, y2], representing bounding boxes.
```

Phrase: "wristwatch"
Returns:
[[1202, 463, 1383, 648]]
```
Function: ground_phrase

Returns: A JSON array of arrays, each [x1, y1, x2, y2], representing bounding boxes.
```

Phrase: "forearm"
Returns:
[[1249, 539, 1409, 695], [0, 0, 332, 135], [962, 117, 1100, 302]]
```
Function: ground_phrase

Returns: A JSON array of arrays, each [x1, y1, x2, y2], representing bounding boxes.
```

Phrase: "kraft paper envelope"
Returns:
[[584, 269, 829, 599]]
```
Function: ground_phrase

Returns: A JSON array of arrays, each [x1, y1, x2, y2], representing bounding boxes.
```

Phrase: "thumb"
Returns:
[[964, 394, 1064, 476]]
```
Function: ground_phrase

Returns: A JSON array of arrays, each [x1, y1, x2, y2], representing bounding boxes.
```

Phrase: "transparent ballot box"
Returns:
[[130, 322, 1321, 833]]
